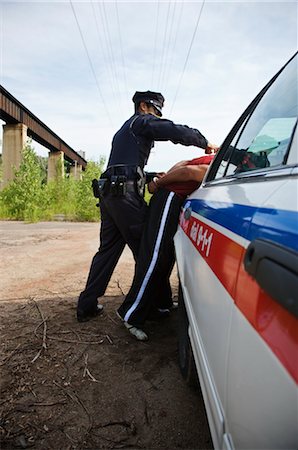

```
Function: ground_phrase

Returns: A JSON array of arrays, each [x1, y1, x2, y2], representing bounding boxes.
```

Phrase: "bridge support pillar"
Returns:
[[70, 161, 82, 180], [47, 151, 64, 182], [2, 123, 28, 187]]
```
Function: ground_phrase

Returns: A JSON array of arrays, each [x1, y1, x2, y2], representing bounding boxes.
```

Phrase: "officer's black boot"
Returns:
[[77, 304, 104, 322]]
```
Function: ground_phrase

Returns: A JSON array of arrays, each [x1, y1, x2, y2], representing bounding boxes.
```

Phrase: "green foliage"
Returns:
[[0, 143, 106, 222], [75, 158, 105, 221], [0, 154, 3, 182], [37, 155, 48, 184], [0, 144, 44, 221], [43, 176, 78, 220], [144, 186, 152, 205]]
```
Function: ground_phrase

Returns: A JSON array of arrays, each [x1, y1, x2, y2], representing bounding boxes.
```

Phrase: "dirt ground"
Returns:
[[0, 221, 212, 450]]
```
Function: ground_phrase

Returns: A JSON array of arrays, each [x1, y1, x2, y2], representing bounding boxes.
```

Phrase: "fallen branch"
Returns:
[[55, 328, 81, 341], [53, 381, 92, 435], [83, 353, 100, 383], [106, 312, 118, 325], [9, 331, 34, 340], [63, 430, 77, 445], [116, 279, 125, 295], [28, 386, 37, 398], [45, 335, 104, 345], [34, 317, 48, 338], [31, 300, 47, 363], [31, 401, 67, 406], [104, 334, 113, 344], [0, 343, 21, 366]]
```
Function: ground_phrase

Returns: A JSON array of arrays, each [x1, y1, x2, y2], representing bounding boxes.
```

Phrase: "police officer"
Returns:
[[77, 90, 217, 322]]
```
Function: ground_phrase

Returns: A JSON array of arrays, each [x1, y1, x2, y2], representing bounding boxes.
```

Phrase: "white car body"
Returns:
[[174, 53, 298, 449]]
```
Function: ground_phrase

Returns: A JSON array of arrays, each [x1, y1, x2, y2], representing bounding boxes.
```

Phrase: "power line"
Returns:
[[157, 2, 171, 87], [69, 0, 113, 127], [99, 1, 123, 114], [115, 0, 128, 97], [160, 1, 177, 90], [151, 0, 160, 87], [161, 0, 185, 92], [169, 0, 205, 116], [91, 0, 118, 107]]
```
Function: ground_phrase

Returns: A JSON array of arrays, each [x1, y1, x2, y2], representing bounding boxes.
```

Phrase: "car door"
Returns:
[[206, 53, 298, 449], [225, 162, 298, 447], [175, 52, 297, 449]]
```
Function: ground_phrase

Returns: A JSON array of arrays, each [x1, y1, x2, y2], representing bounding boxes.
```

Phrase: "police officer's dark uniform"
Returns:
[[77, 90, 210, 322]]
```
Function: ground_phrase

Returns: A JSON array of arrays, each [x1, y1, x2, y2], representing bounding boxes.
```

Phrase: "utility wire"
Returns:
[[69, 0, 113, 126], [91, 0, 118, 108], [160, 1, 177, 90], [169, 0, 205, 116], [161, 0, 184, 92], [99, 1, 123, 114], [95, 1, 119, 107], [157, 2, 171, 87], [97, 2, 118, 100], [115, 0, 128, 97], [151, 0, 160, 87]]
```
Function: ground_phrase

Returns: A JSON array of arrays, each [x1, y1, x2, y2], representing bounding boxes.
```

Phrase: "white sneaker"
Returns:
[[116, 311, 148, 341], [170, 301, 178, 310], [124, 322, 148, 341]]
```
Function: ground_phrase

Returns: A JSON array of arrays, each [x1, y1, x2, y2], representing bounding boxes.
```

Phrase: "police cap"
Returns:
[[132, 90, 165, 117]]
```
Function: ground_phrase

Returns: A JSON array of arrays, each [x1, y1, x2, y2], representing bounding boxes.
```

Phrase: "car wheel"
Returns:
[[178, 283, 198, 388]]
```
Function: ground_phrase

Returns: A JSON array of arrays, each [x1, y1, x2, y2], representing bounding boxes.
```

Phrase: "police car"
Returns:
[[174, 52, 297, 450]]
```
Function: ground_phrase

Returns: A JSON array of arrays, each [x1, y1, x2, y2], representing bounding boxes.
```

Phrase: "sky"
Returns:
[[0, 0, 297, 171]]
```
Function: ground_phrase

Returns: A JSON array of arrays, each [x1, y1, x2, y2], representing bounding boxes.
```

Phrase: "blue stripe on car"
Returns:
[[187, 199, 298, 252]]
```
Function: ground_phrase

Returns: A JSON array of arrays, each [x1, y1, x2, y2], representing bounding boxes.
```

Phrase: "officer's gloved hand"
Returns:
[[148, 172, 165, 194], [148, 180, 158, 194], [205, 142, 220, 154]]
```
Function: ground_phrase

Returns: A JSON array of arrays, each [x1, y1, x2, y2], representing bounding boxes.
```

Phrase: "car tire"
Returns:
[[178, 283, 198, 388]]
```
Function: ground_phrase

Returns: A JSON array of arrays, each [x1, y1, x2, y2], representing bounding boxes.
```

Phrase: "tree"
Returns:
[[0, 142, 44, 221], [75, 157, 105, 221]]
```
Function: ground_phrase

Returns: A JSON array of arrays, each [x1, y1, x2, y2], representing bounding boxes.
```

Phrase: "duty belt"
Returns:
[[104, 165, 141, 180], [92, 177, 141, 199], [109, 179, 136, 195]]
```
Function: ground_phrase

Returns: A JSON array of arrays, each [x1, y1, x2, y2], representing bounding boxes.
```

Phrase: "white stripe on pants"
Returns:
[[124, 191, 175, 322]]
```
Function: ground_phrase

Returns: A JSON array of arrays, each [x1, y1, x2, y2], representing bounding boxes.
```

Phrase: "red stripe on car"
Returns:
[[180, 214, 298, 383]]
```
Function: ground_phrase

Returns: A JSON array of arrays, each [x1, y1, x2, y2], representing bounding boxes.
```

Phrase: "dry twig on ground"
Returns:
[[83, 353, 100, 383], [0, 343, 21, 366], [31, 299, 47, 363], [116, 279, 125, 296], [53, 380, 93, 437]]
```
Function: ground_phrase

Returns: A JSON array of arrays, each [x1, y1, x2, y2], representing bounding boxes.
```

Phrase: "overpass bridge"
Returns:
[[0, 85, 87, 187]]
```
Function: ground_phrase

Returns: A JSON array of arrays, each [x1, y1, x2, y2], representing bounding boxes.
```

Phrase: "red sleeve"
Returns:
[[188, 154, 215, 165], [165, 154, 215, 197]]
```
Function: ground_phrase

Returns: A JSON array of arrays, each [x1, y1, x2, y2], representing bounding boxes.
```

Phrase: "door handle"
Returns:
[[244, 239, 298, 318]]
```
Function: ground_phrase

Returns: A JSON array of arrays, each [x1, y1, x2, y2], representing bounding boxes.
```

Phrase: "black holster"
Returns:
[[110, 175, 127, 196], [92, 178, 109, 199]]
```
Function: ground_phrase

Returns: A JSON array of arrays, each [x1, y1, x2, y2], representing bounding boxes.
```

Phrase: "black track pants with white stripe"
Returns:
[[118, 188, 184, 327]]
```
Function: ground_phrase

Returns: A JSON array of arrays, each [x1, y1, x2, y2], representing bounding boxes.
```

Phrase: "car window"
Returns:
[[215, 55, 297, 179], [214, 126, 245, 180]]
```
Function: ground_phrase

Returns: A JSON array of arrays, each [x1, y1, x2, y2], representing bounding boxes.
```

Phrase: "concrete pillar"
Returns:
[[2, 123, 28, 187], [47, 150, 65, 182], [70, 161, 83, 180], [77, 164, 83, 180]]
